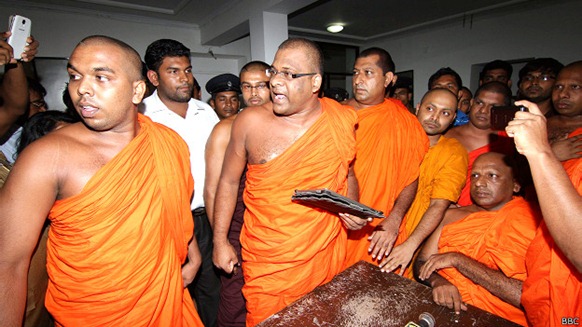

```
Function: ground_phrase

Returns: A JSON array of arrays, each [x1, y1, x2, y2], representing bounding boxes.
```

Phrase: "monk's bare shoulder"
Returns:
[[24, 122, 113, 199], [209, 116, 235, 143], [444, 124, 466, 140], [442, 204, 479, 226]]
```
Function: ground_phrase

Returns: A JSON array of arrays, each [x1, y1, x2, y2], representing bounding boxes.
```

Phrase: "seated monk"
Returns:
[[212, 38, 359, 326], [415, 152, 541, 326], [379, 89, 468, 278], [445, 82, 515, 206], [0, 36, 202, 326]]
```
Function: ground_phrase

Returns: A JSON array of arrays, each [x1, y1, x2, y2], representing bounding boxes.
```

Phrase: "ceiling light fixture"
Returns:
[[326, 24, 344, 33]]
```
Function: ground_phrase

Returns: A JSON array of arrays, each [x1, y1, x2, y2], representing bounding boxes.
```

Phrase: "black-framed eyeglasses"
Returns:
[[30, 99, 47, 108], [523, 74, 555, 82], [241, 82, 270, 91], [266, 67, 317, 80]]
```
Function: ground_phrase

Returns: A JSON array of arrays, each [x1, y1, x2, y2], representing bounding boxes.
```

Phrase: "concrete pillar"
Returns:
[[250, 11, 288, 65]]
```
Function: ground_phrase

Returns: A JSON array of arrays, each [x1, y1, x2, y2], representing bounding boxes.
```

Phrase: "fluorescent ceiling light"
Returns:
[[326, 24, 344, 33]]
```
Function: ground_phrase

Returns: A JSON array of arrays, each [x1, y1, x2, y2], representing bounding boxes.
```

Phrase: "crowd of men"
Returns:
[[0, 29, 580, 327]]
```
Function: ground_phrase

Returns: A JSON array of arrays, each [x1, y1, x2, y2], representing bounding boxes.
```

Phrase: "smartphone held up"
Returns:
[[7, 15, 32, 61], [490, 105, 528, 130]]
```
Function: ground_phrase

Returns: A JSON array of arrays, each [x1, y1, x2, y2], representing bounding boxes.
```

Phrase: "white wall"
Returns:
[[363, 0, 582, 105], [1, 4, 250, 104]]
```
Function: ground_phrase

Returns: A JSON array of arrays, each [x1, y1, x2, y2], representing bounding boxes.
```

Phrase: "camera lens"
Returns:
[[22, 20, 26, 24]]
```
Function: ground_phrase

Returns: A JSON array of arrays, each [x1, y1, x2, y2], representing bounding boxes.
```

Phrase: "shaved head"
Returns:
[[77, 35, 144, 82], [278, 38, 323, 75]]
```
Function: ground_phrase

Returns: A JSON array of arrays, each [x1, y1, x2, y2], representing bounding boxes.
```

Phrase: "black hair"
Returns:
[[323, 87, 349, 103], [144, 39, 191, 73], [518, 58, 564, 84], [27, 78, 47, 97], [480, 60, 513, 80], [17, 111, 79, 154], [428, 67, 462, 91], [358, 47, 395, 74], [474, 81, 512, 106]]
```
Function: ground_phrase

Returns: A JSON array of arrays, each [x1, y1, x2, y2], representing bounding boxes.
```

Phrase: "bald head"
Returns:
[[77, 35, 144, 82], [470, 152, 520, 210], [419, 88, 458, 105], [552, 60, 582, 117], [278, 38, 323, 75], [240, 60, 270, 75]]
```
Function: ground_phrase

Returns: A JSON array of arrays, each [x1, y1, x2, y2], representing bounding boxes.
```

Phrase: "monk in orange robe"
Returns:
[[0, 36, 202, 327], [445, 82, 516, 207], [379, 89, 468, 278], [240, 98, 355, 324], [508, 64, 582, 326], [417, 152, 541, 326], [212, 39, 358, 326], [436, 197, 539, 325], [395, 136, 467, 249], [456, 134, 514, 206], [508, 98, 582, 326], [345, 48, 428, 268], [45, 115, 201, 326]]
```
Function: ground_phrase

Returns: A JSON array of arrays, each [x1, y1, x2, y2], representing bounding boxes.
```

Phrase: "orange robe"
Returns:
[[345, 98, 429, 266], [394, 136, 468, 278], [457, 132, 514, 206], [46, 115, 201, 327], [240, 98, 356, 326], [438, 197, 541, 325], [522, 127, 582, 327]]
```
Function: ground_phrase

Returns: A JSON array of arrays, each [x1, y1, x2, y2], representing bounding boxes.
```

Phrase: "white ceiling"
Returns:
[[2, 0, 555, 45]]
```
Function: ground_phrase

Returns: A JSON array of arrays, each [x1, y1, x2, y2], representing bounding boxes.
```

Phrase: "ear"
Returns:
[[209, 99, 216, 109], [415, 103, 420, 116], [132, 80, 147, 105], [384, 72, 396, 88], [512, 179, 521, 193], [147, 70, 159, 87], [312, 74, 323, 93], [508, 80, 512, 88], [407, 93, 412, 102]]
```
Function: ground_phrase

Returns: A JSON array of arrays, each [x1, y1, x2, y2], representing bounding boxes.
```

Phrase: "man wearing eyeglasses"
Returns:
[[204, 60, 271, 326], [517, 58, 564, 118], [212, 38, 359, 326], [240, 61, 271, 108], [344, 47, 429, 270]]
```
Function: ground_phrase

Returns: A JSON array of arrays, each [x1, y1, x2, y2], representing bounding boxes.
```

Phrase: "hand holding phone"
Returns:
[[7, 15, 32, 61], [490, 105, 528, 130]]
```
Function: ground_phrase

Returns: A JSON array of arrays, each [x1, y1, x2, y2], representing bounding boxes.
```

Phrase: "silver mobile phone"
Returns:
[[7, 15, 32, 60]]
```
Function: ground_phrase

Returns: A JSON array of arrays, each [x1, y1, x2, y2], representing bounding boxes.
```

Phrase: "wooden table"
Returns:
[[258, 261, 521, 327]]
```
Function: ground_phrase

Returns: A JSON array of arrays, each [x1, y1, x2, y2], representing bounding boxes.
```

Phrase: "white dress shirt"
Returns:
[[0, 126, 22, 164], [141, 90, 219, 210]]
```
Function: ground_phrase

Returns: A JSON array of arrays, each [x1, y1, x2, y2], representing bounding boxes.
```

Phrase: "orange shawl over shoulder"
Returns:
[[240, 98, 357, 326], [345, 98, 429, 266], [522, 127, 582, 327], [395, 136, 468, 278], [46, 115, 201, 327], [457, 132, 514, 206], [438, 197, 540, 325]]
